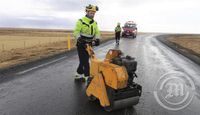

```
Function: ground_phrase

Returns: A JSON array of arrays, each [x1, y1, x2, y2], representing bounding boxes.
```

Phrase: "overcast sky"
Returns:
[[0, 0, 200, 33]]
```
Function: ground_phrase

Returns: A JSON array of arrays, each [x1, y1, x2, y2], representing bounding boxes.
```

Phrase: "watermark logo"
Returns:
[[153, 71, 195, 111]]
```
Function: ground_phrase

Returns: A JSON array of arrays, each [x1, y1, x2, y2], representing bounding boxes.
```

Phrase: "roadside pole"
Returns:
[[67, 34, 71, 50]]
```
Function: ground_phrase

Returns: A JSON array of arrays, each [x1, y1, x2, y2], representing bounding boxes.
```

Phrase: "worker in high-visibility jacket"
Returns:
[[115, 23, 121, 45], [73, 4, 100, 82]]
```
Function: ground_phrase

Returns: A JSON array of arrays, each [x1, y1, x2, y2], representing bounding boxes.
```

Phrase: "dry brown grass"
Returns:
[[168, 35, 200, 54], [0, 41, 69, 68], [0, 28, 114, 69], [0, 28, 72, 51]]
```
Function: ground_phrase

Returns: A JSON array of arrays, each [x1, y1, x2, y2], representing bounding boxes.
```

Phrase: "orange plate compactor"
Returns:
[[85, 43, 142, 111]]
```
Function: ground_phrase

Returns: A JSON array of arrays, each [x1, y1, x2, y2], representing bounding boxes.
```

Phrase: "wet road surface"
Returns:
[[0, 34, 200, 115]]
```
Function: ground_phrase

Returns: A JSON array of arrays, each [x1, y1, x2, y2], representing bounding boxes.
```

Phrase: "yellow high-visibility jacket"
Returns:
[[73, 16, 100, 40], [115, 26, 121, 33]]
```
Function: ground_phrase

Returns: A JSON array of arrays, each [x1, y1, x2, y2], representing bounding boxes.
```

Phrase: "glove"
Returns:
[[94, 39, 100, 46]]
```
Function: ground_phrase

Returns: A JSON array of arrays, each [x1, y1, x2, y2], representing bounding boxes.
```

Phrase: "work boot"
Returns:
[[83, 76, 89, 82], [74, 72, 83, 80], [86, 77, 93, 88]]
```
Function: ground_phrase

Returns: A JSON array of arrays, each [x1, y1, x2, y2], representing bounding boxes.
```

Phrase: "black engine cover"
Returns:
[[111, 55, 137, 85], [111, 55, 137, 74]]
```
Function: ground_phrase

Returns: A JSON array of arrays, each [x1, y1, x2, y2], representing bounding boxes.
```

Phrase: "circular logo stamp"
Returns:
[[153, 71, 195, 111]]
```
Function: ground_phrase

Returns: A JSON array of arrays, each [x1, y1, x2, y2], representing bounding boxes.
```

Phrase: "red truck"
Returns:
[[122, 21, 137, 38]]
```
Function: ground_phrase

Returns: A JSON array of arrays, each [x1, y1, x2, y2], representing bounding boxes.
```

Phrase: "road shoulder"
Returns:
[[156, 34, 200, 65]]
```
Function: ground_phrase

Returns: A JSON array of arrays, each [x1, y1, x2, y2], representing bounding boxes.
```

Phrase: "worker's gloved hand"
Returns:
[[94, 39, 100, 46]]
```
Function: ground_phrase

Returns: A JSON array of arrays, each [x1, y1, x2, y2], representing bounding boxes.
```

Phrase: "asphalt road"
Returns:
[[0, 34, 200, 115]]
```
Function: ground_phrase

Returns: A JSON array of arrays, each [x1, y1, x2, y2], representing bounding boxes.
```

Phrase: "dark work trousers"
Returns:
[[76, 43, 90, 77], [115, 32, 121, 43]]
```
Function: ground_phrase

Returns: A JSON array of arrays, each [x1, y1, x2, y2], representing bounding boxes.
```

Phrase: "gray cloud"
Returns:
[[117, 0, 185, 7], [0, 0, 99, 29], [39, 0, 98, 12], [0, 0, 199, 33], [117, 0, 147, 7], [0, 15, 74, 29]]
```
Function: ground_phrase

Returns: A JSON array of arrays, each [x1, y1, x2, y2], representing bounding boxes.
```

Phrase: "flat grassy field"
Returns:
[[167, 35, 200, 54], [0, 28, 114, 69]]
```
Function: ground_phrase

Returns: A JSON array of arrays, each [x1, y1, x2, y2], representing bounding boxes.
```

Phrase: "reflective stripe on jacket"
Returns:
[[115, 26, 121, 33], [73, 16, 100, 40]]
